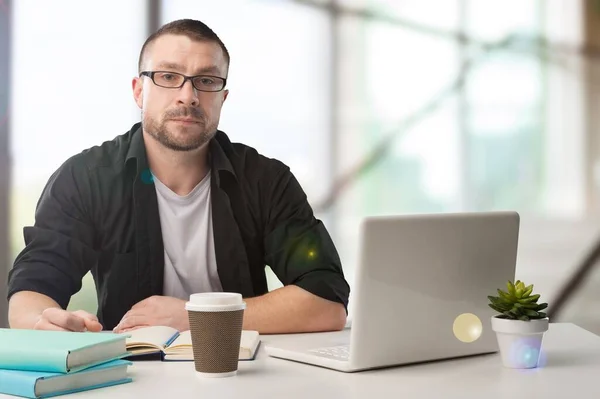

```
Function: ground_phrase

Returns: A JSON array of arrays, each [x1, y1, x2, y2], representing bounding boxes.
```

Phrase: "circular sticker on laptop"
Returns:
[[453, 313, 483, 343]]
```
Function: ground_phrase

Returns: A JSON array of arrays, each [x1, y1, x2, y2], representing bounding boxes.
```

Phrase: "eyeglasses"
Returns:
[[140, 71, 227, 92]]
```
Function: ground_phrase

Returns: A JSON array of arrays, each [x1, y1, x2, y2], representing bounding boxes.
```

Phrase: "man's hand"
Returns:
[[34, 308, 103, 332], [113, 296, 188, 333]]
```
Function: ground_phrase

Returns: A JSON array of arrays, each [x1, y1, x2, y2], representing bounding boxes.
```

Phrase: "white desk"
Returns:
[[3, 323, 600, 398]]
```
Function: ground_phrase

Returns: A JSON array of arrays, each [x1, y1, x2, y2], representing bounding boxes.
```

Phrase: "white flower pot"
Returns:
[[491, 316, 549, 369]]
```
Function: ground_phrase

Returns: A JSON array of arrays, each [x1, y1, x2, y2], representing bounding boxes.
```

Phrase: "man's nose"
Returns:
[[176, 80, 199, 107]]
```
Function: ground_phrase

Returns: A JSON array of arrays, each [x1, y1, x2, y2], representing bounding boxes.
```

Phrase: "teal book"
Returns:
[[0, 359, 132, 398], [0, 329, 129, 373]]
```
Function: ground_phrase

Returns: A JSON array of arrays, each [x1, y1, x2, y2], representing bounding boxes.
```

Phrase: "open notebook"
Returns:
[[123, 326, 261, 361]]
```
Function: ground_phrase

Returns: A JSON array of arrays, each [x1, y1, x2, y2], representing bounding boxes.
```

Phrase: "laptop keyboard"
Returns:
[[308, 344, 350, 361]]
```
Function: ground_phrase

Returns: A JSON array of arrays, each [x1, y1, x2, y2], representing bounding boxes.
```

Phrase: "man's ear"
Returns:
[[132, 77, 143, 109], [222, 89, 229, 104]]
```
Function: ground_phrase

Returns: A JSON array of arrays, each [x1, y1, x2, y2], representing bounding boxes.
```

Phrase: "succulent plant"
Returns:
[[488, 280, 548, 321]]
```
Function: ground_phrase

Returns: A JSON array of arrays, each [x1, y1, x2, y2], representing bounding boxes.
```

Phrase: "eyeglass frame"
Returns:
[[139, 70, 228, 92]]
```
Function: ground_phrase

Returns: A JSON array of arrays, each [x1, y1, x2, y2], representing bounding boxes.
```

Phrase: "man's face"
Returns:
[[133, 34, 229, 152]]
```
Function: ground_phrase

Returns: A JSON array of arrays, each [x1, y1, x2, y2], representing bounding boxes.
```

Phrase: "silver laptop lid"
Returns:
[[348, 211, 519, 369]]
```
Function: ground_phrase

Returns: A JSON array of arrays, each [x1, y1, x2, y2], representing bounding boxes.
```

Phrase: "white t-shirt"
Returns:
[[153, 171, 223, 299]]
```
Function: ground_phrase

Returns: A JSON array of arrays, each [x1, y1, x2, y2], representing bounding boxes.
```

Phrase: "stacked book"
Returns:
[[0, 329, 131, 398]]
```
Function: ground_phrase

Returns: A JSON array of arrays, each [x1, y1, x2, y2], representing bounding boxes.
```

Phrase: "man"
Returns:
[[7, 19, 349, 334]]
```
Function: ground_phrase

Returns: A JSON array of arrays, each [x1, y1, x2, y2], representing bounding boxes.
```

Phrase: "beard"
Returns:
[[142, 106, 217, 152]]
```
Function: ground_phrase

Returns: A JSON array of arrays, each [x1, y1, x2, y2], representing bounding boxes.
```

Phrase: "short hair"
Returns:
[[138, 19, 230, 73]]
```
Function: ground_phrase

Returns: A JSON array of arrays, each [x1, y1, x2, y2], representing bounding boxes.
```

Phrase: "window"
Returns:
[[334, 1, 461, 287], [464, 0, 545, 212], [10, 0, 148, 312]]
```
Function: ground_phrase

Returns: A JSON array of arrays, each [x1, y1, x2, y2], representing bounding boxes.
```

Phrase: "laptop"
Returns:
[[264, 211, 520, 372]]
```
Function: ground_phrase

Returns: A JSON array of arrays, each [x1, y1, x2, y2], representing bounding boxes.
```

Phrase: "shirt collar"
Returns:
[[125, 122, 146, 168], [208, 130, 237, 180], [125, 122, 238, 183]]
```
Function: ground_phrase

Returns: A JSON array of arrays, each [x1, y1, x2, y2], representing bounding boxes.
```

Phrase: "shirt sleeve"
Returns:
[[7, 157, 98, 309], [262, 161, 350, 312]]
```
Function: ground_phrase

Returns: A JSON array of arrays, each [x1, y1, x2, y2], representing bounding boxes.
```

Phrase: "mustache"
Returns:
[[164, 107, 204, 121]]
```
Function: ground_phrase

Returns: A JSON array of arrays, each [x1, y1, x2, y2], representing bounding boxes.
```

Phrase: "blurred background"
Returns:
[[1, 0, 600, 333]]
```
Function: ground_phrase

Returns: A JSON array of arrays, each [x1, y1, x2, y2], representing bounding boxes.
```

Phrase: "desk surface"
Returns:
[[2, 323, 600, 399]]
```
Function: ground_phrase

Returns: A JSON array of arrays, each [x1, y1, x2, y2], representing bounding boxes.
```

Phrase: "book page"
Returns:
[[124, 326, 179, 355], [165, 330, 192, 353], [239, 331, 260, 359], [165, 330, 260, 359]]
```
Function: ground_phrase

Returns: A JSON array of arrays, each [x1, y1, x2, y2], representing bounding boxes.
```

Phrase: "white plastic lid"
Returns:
[[185, 292, 246, 312]]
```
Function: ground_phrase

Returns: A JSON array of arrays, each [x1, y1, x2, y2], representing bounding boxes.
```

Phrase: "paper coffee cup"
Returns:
[[185, 293, 246, 377]]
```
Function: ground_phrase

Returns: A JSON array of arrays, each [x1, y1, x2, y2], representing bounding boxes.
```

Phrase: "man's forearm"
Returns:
[[242, 285, 347, 334], [8, 291, 61, 329]]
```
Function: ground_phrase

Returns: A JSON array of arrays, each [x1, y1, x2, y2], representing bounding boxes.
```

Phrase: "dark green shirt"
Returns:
[[8, 123, 350, 330]]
